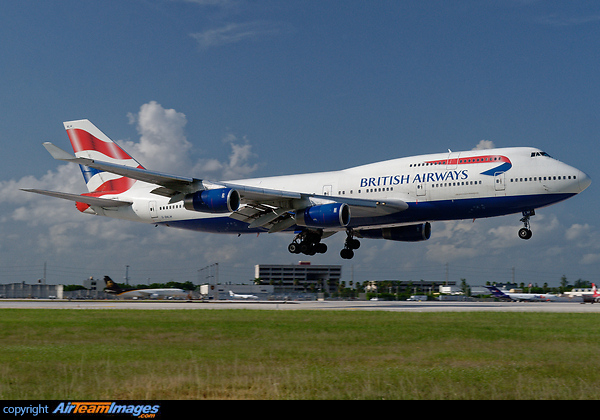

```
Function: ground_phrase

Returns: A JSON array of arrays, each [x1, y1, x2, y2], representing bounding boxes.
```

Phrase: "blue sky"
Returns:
[[1, 0, 599, 287]]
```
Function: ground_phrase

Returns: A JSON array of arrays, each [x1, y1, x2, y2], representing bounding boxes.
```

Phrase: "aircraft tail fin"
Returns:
[[64, 120, 145, 194], [593, 283, 599, 298], [485, 286, 509, 299], [103, 276, 124, 294]]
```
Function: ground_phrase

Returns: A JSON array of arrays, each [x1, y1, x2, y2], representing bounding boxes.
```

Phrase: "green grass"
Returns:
[[1, 309, 599, 399]]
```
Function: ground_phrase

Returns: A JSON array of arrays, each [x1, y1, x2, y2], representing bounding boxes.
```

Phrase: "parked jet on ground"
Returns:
[[228, 290, 259, 300], [23, 120, 591, 259], [103, 276, 189, 299], [582, 283, 600, 304], [485, 285, 558, 302]]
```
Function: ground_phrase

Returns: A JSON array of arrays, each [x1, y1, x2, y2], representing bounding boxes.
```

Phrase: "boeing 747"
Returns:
[[23, 119, 591, 259]]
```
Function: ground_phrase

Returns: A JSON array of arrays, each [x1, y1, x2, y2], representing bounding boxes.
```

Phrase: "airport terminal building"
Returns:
[[255, 262, 342, 294]]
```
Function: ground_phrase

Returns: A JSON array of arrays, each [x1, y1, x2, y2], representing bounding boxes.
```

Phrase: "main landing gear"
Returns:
[[340, 230, 360, 260], [518, 210, 535, 240], [288, 230, 327, 255], [287, 229, 361, 259]]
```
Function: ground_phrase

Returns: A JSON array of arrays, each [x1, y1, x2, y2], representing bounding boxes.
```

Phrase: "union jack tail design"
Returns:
[[64, 119, 144, 194]]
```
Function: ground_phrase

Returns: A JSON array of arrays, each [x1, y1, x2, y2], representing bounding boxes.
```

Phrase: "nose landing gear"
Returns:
[[518, 210, 534, 240]]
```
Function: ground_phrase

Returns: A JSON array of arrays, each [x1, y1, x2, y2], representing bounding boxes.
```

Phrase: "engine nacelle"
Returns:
[[295, 203, 350, 228], [357, 222, 431, 242], [184, 188, 240, 213]]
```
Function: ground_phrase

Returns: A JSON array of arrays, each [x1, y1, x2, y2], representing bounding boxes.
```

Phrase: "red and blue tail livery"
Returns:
[[23, 119, 590, 259]]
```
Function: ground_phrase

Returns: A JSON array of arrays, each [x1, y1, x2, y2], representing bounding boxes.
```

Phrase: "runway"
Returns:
[[1, 299, 600, 312]]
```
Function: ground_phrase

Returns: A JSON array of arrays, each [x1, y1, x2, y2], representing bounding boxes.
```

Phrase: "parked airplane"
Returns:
[[23, 119, 591, 259], [485, 285, 558, 302], [228, 290, 259, 300], [103, 276, 189, 299], [582, 283, 600, 304]]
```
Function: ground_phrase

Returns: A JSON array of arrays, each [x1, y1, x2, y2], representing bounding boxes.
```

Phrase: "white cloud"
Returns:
[[124, 101, 192, 173], [190, 21, 288, 49], [0, 101, 263, 282], [565, 223, 592, 242], [472, 140, 496, 150]]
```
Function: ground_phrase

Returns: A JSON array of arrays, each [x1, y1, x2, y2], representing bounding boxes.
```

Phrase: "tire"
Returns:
[[518, 228, 532, 240]]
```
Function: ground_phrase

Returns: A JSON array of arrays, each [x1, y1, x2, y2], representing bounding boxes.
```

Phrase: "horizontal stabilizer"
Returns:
[[21, 189, 132, 207], [42, 142, 203, 195]]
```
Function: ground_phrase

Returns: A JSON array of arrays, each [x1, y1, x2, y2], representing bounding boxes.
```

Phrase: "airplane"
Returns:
[[103, 276, 189, 299], [485, 285, 558, 302], [582, 283, 600, 304], [22, 119, 591, 259], [228, 290, 259, 300]]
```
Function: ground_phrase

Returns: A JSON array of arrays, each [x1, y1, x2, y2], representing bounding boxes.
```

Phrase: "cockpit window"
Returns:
[[531, 151, 552, 158]]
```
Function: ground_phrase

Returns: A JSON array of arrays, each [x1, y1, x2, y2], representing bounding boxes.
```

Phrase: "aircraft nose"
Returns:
[[578, 170, 591, 192]]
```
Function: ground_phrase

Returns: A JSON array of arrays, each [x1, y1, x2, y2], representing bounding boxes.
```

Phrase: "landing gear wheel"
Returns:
[[288, 242, 301, 254], [518, 228, 532, 240], [340, 230, 359, 259], [340, 248, 354, 259], [347, 238, 361, 250], [315, 243, 328, 254], [288, 229, 327, 255], [518, 210, 535, 240]]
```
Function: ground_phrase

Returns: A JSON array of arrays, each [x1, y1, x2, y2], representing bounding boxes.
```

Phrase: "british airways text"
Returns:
[[360, 170, 469, 188]]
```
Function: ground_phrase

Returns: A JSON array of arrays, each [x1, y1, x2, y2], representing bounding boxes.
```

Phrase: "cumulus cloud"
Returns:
[[191, 132, 259, 180], [565, 223, 592, 241], [0, 101, 261, 273], [472, 140, 495, 150], [124, 101, 192, 173]]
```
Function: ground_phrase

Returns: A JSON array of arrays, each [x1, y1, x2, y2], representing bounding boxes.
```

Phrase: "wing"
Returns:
[[40, 142, 408, 231], [21, 189, 132, 207], [221, 181, 408, 232]]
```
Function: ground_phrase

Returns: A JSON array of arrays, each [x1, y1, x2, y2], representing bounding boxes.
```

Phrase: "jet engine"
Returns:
[[295, 203, 350, 228], [183, 188, 240, 213], [357, 222, 431, 242]]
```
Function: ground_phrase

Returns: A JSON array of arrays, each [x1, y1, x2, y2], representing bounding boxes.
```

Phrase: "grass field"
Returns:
[[1, 309, 600, 399]]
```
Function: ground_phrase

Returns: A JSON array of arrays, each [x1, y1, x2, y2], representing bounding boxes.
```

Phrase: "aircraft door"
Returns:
[[446, 152, 461, 170], [322, 185, 332, 196], [149, 201, 158, 220], [494, 172, 506, 194]]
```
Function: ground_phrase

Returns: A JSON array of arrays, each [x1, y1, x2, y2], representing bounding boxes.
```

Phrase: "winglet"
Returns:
[[43, 142, 76, 161]]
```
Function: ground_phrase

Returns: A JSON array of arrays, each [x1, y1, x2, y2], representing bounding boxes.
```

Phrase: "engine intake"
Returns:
[[296, 203, 350, 228], [184, 188, 240, 213], [357, 222, 431, 242]]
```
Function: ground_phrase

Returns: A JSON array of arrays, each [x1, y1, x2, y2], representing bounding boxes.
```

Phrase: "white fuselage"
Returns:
[[92, 147, 590, 234]]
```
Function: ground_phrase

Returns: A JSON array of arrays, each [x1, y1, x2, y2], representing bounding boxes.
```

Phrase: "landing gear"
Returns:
[[287, 229, 361, 259], [518, 210, 534, 240], [340, 231, 360, 259], [288, 230, 327, 255]]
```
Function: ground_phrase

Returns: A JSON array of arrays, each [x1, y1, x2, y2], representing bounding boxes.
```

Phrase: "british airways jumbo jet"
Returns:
[[23, 120, 591, 259]]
